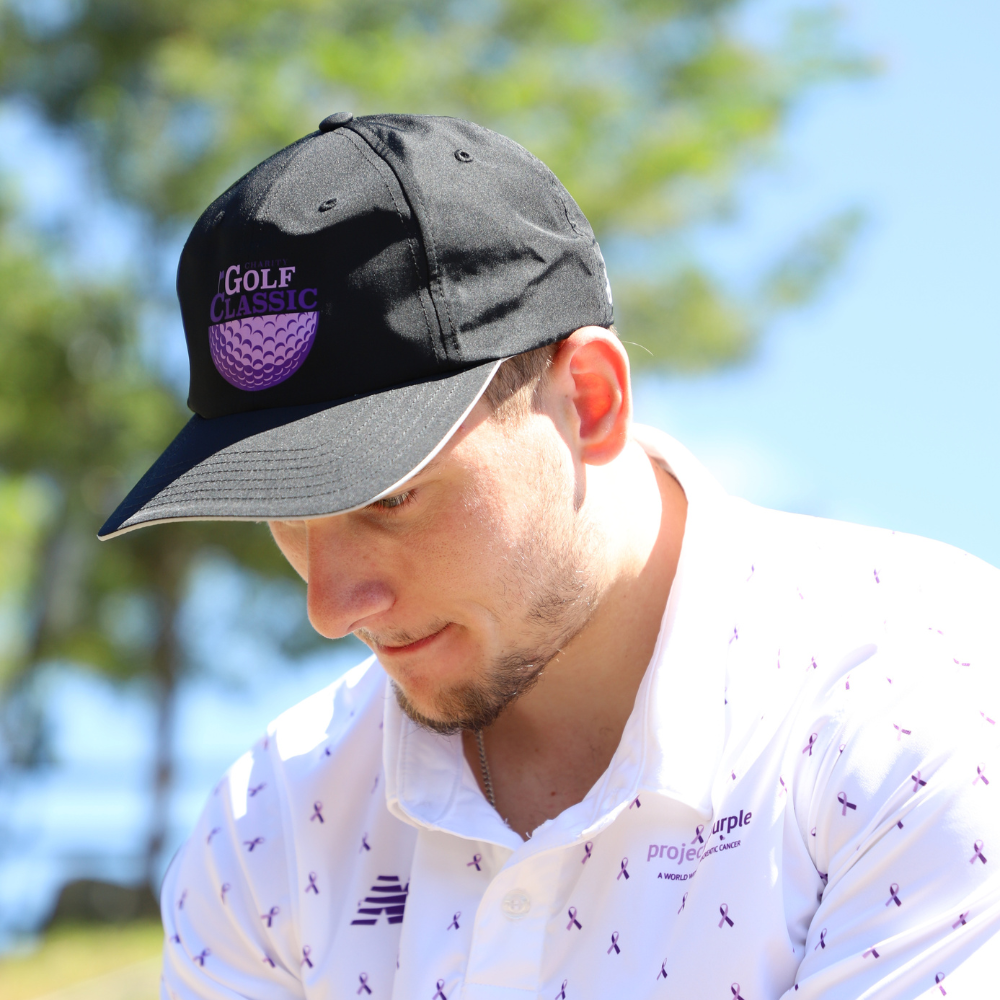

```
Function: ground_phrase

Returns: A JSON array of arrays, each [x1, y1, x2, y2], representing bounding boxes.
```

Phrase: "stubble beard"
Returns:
[[390, 489, 604, 736]]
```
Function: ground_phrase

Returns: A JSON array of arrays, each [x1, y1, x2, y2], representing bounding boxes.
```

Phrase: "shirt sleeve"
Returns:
[[160, 736, 304, 1000], [786, 627, 1000, 998]]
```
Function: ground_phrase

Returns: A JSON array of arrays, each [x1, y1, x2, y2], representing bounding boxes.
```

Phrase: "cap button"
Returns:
[[318, 112, 354, 132]]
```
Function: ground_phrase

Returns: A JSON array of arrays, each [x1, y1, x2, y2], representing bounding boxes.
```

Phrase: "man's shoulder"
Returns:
[[178, 652, 389, 876], [737, 499, 999, 611], [211, 652, 389, 826], [264, 651, 387, 764], [244, 652, 390, 809]]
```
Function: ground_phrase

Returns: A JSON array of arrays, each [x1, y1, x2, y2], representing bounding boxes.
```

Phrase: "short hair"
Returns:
[[482, 341, 559, 421], [482, 327, 618, 421]]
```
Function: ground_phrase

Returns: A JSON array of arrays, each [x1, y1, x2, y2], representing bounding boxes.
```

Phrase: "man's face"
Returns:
[[269, 398, 607, 733]]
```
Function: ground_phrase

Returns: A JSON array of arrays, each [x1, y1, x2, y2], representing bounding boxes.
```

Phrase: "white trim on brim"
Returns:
[[97, 358, 506, 540]]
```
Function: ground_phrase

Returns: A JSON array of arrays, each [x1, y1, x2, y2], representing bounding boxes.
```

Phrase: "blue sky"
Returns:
[[1, 0, 998, 943], [633, 0, 1000, 568]]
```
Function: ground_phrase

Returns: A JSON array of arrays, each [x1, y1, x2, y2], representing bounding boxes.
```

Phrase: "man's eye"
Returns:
[[372, 490, 412, 510]]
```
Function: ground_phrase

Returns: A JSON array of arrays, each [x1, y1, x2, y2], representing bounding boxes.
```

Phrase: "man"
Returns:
[[101, 114, 999, 999]]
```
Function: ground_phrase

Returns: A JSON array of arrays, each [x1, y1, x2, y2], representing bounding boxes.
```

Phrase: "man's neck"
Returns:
[[461, 441, 688, 838]]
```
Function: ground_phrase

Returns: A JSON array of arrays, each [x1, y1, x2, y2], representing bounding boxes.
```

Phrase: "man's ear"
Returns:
[[548, 327, 632, 466]]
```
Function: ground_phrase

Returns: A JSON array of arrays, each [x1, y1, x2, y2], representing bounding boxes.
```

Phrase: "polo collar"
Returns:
[[382, 427, 739, 851]]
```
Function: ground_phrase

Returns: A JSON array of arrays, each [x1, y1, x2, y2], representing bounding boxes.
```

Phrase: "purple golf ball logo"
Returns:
[[207, 261, 319, 391], [209, 311, 318, 391]]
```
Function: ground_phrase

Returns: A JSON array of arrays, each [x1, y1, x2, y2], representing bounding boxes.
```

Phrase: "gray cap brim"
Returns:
[[98, 359, 502, 539]]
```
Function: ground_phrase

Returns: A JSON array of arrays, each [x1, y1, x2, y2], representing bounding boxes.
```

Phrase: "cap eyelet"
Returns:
[[454, 149, 473, 162], [318, 197, 338, 212]]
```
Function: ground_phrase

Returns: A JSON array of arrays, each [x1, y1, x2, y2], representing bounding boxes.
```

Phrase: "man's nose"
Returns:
[[303, 519, 395, 639]]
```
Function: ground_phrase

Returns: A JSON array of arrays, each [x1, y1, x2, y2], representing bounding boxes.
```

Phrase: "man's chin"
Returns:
[[390, 649, 550, 735], [389, 683, 459, 734]]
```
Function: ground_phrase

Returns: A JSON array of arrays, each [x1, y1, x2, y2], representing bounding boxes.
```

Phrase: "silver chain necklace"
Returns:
[[475, 730, 496, 808]]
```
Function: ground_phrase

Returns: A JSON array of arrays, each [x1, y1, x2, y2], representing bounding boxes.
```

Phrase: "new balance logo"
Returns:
[[350, 875, 408, 926]]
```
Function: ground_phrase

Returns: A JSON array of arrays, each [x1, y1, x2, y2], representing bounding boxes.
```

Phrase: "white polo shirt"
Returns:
[[161, 427, 1000, 1000]]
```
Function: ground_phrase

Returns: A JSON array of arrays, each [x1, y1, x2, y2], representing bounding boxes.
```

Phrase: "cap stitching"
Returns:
[[116, 363, 500, 525], [346, 120, 459, 362], [338, 129, 440, 357]]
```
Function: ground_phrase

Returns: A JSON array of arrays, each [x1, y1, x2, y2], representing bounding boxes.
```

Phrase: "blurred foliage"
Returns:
[[0, 200, 294, 875], [0, 0, 870, 880], [0, 206, 290, 692], [0, 0, 871, 364]]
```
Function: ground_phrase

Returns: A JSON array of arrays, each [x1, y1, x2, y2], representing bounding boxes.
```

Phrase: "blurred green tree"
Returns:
[[0, 207, 294, 883], [0, 0, 869, 886]]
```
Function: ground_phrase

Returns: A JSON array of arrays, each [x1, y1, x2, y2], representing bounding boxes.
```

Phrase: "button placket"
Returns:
[[465, 856, 556, 992], [500, 888, 531, 919]]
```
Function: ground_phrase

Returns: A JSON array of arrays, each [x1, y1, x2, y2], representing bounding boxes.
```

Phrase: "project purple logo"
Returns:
[[208, 261, 319, 391]]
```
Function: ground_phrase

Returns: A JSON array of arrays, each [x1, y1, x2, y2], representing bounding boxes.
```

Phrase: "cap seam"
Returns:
[[346, 120, 459, 362], [337, 128, 441, 359]]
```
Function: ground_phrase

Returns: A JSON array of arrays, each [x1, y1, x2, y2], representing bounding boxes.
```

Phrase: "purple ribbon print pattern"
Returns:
[[305, 872, 320, 894], [618, 858, 630, 880], [936, 973, 947, 995], [193, 949, 210, 966], [815, 929, 827, 950], [719, 904, 734, 928], [952, 911, 969, 928], [467, 854, 482, 871], [566, 907, 582, 930], [447, 912, 461, 930], [863, 947, 879, 959], [311, 801, 324, 823], [678, 892, 688, 914], [658, 961, 668, 980], [433, 979, 447, 999], [261, 906, 279, 927], [555, 981, 567, 1000], [970, 840, 987, 864], [974, 764, 989, 786], [358, 973, 372, 995], [802, 734, 818, 756], [886, 883, 902, 907], [911, 772, 927, 792], [607, 932, 621, 955], [244, 837, 264, 852], [731, 985, 745, 1000], [838, 792, 857, 815], [301, 946, 313, 968], [582, 842, 593, 863]]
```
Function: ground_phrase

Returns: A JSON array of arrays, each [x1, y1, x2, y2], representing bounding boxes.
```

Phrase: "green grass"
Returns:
[[0, 921, 163, 1000]]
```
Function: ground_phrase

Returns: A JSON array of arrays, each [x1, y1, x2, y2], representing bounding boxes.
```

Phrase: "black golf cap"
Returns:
[[99, 113, 613, 539]]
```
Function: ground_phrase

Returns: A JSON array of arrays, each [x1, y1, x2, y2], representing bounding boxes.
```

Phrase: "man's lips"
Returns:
[[371, 623, 451, 657]]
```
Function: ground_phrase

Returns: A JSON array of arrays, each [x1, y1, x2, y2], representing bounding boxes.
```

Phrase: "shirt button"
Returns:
[[500, 889, 531, 919]]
